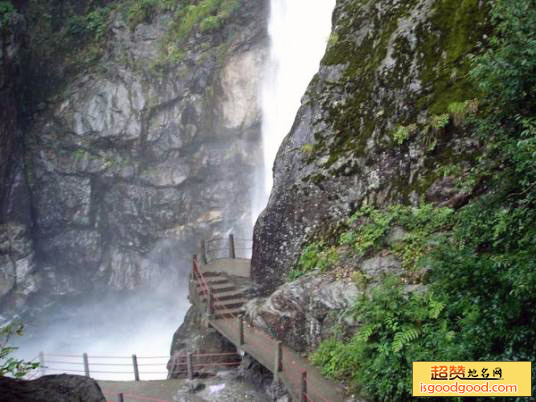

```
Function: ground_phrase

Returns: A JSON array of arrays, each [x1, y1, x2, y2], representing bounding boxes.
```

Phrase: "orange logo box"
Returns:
[[412, 361, 532, 397]]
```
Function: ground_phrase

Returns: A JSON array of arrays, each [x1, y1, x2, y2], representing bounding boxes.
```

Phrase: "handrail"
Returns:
[[29, 348, 241, 382], [192, 255, 211, 303], [191, 247, 346, 402], [200, 234, 253, 263]]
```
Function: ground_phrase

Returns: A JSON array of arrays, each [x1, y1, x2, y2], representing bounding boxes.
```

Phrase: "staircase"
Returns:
[[197, 272, 246, 320]]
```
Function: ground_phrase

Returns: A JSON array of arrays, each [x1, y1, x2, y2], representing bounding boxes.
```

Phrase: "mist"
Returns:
[[8, 240, 194, 381]]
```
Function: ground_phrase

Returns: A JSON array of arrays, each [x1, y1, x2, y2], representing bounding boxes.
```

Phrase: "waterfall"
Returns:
[[254, 0, 336, 217]]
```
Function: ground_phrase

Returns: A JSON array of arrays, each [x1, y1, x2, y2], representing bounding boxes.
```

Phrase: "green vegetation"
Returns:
[[290, 204, 453, 281], [430, 113, 449, 130], [447, 99, 479, 126], [0, 323, 39, 378], [312, 0, 488, 171], [126, 0, 160, 29], [16, 0, 244, 109], [18, 0, 120, 107], [310, 1, 536, 399], [301, 144, 315, 154], [0, 1, 14, 28], [66, 7, 111, 40], [161, 0, 242, 63], [327, 32, 339, 48], [312, 276, 450, 398], [391, 123, 416, 145], [288, 242, 337, 280]]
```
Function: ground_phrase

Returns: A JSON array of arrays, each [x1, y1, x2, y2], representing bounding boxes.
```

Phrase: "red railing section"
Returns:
[[191, 251, 345, 402]]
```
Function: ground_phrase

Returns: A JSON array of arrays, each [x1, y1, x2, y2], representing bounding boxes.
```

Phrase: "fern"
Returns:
[[356, 324, 376, 342], [392, 327, 421, 352], [428, 298, 445, 319]]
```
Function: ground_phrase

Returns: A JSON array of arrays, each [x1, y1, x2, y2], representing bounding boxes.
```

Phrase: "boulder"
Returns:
[[244, 274, 360, 352], [0, 374, 105, 402]]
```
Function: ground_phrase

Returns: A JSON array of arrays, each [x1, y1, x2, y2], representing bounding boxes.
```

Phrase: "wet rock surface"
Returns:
[[167, 303, 238, 379], [252, 0, 488, 294], [0, 374, 105, 402], [0, 1, 268, 316], [244, 274, 360, 353]]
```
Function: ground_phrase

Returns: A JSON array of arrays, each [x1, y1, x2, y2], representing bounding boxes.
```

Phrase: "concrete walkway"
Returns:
[[199, 258, 347, 402], [201, 258, 250, 278], [99, 379, 187, 401], [98, 375, 271, 402]]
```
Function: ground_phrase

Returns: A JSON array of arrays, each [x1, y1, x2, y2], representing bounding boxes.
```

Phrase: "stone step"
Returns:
[[197, 283, 236, 295], [202, 294, 244, 304], [214, 312, 241, 320], [213, 303, 243, 314], [204, 296, 245, 310], [202, 288, 243, 299], [211, 285, 236, 294], [215, 301, 245, 310], [208, 281, 234, 288], [197, 278, 229, 286], [201, 271, 223, 277]]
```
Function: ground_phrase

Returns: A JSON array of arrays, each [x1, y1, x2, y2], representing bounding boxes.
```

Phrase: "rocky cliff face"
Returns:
[[252, 0, 489, 295], [0, 0, 267, 317]]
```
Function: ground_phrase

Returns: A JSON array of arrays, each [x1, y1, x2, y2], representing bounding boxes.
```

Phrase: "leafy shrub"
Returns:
[[311, 276, 453, 400], [127, 0, 159, 30], [0, 1, 14, 28], [162, 0, 242, 62], [1, 323, 39, 378], [447, 99, 479, 126], [430, 113, 450, 129], [289, 242, 338, 280], [392, 123, 416, 145], [311, 1, 536, 399], [67, 7, 110, 40], [200, 15, 223, 32]]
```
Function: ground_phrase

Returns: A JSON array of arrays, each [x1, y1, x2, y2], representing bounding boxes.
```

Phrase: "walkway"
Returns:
[[99, 379, 187, 401], [193, 236, 347, 402]]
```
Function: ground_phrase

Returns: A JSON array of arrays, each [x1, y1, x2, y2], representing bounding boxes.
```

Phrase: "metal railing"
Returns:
[[27, 349, 241, 383], [200, 234, 252, 263], [192, 252, 346, 402], [24, 353, 169, 381]]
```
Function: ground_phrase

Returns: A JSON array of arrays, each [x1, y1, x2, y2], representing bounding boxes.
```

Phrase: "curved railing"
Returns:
[[200, 234, 252, 263], [192, 252, 346, 402]]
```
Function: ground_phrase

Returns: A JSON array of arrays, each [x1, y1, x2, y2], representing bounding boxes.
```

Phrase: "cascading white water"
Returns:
[[255, 0, 335, 214]]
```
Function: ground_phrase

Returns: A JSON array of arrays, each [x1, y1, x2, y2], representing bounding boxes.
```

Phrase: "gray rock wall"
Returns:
[[252, 0, 489, 294], [0, 1, 268, 316]]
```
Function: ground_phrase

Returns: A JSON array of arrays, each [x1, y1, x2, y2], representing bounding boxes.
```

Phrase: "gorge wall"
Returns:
[[252, 0, 489, 294], [0, 0, 267, 319]]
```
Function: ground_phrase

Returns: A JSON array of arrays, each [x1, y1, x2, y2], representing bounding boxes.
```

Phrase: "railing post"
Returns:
[[207, 289, 213, 317], [301, 370, 307, 402], [201, 240, 208, 264], [39, 351, 45, 377], [187, 353, 193, 380], [274, 341, 282, 382], [117, 393, 124, 402], [83, 353, 90, 377], [229, 234, 236, 259], [239, 317, 244, 346], [132, 354, 140, 381]]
